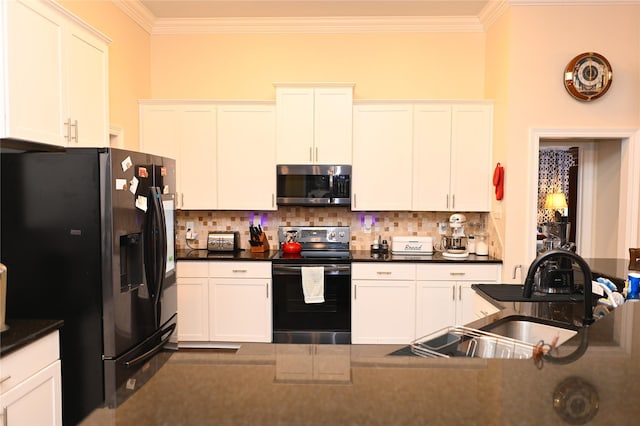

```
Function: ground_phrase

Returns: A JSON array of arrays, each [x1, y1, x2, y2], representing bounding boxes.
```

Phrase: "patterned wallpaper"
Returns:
[[177, 207, 502, 258]]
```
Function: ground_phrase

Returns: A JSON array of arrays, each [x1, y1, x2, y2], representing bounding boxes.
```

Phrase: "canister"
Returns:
[[627, 272, 640, 300]]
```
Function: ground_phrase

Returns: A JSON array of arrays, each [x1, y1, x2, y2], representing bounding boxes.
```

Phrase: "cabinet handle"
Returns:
[[315, 147, 319, 162], [2, 407, 7, 426], [452, 194, 456, 209], [0, 375, 11, 384], [74, 119, 79, 143], [446, 194, 449, 209], [449, 272, 465, 276], [452, 286, 455, 301], [376, 271, 392, 275], [459, 286, 462, 301], [64, 118, 72, 143], [353, 193, 357, 208], [266, 282, 269, 298], [309, 147, 313, 162], [232, 269, 247, 273], [354, 284, 357, 300], [480, 310, 489, 317], [272, 193, 275, 208]]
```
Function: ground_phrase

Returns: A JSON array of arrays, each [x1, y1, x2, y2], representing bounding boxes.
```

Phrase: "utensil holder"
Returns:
[[250, 233, 270, 253]]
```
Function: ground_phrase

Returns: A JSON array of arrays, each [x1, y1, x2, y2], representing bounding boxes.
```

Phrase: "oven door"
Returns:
[[272, 263, 351, 344]]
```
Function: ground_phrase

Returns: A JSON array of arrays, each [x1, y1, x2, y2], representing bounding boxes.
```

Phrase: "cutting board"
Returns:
[[472, 284, 585, 302]]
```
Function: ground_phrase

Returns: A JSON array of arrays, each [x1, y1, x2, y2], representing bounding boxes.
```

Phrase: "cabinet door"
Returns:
[[217, 105, 276, 210], [413, 104, 452, 211], [352, 279, 415, 344], [416, 281, 456, 338], [0, 361, 62, 426], [352, 104, 413, 211], [210, 278, 272, 342], [66, 24, 109, 147], [177, 277, 210, 342], [450, 104, 493, 211], [313, 87, 353, 164], [139, 104, 180, 161], [276, 88, 315, 164], [179, 105, 217, 209], [4, 0, 66, 146]]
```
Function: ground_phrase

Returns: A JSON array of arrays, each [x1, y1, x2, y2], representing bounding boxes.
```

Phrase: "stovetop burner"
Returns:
[[273, 226, 351, 263]]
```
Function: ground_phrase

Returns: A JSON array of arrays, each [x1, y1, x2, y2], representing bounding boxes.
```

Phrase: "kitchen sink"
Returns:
[[480, 315, 579, 349]]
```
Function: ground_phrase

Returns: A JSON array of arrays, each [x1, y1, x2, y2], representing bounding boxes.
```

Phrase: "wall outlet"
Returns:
[[186, 221, 195, 239]]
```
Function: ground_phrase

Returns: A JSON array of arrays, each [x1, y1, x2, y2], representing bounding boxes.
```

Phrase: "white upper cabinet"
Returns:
[[140, 101, 217, 210], [275, 84, 354, 165], [1, 0, 109, 147], [217, 103, 276, 210], [414, 102, 493, 212], [352, 103, 413, 211], [449, 104, 493, 211]]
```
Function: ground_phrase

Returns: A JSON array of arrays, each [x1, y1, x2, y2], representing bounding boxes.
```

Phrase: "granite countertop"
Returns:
[[0, 318, 64, 357], [177, 248, 276, 261], [177, 248, 503, 263]]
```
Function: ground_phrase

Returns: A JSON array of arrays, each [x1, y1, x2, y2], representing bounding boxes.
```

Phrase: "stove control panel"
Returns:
[[278, 226, 350, 246]]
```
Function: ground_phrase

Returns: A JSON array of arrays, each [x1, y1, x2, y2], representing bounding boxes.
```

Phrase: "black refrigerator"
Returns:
[[0, 147, 178, 425]]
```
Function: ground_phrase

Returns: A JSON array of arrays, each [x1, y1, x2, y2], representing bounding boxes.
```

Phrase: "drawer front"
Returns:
[[209, 261, 272, 278], [177, 261, 209, 278], [416, 264, 500, 281], [0, 331, 59, 394], [352, 263, 416, 280]]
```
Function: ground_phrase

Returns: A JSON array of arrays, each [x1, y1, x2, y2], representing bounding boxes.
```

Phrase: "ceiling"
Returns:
[[139, 0, 491, 19]]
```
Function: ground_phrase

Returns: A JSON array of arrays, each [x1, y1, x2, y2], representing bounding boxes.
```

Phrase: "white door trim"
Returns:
[[528, 128, 639, 260]]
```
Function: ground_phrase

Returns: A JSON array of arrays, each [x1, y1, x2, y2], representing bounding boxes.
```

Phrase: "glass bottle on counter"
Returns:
[[475, 234, 489, 256]]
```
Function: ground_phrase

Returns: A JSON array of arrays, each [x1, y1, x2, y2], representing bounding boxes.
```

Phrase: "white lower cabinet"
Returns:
[[176, 261, 272, 345], [352, 263, 416, 344], [416, 264, 501, 338], [275, 345, 351, 383], [0, 331, 62, 426]]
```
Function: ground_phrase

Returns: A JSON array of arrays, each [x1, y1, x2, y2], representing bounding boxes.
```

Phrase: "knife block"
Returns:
[[250, 233, 270, 253]]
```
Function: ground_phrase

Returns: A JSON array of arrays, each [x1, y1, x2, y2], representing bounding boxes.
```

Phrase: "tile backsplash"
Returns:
[[177, 208, 502, 258]]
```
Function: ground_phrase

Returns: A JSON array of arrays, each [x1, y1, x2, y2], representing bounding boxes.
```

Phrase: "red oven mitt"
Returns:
[[493, 163, 504, 200]]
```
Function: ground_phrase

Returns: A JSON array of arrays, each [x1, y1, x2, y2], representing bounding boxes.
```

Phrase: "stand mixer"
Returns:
[[439, 213, 469, 258]]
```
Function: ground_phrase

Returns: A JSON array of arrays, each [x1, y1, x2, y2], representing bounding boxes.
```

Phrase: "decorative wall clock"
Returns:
[[563, 52, 613, 101]]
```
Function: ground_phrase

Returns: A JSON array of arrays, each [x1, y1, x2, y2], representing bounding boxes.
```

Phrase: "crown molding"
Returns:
[[479, 0, 509, 30], [150, 16, 485, 35], [111, 0, 155, 34], [113, 0, 640, 36]]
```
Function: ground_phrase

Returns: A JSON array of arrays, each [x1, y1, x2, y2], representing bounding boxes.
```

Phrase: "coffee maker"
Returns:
[[536, 218, 575, 294]]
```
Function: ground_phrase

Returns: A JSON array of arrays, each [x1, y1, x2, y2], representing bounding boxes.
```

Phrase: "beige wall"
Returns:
[[150, 32, 485, 100], [59, 0, 151, 150], [502, 4, 640, 278]]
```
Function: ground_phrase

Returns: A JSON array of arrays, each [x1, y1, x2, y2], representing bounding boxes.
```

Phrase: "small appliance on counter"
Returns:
[[391, 236, 433, 255], [207, 231, 241, 252], [439, 213, 469, 258]]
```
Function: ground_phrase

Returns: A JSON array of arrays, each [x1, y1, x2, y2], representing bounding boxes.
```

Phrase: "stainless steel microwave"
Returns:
[[276, 165, 351, 206]]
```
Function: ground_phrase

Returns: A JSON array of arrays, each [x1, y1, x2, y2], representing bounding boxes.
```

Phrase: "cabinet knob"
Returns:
[[232, 269, 247, 273]]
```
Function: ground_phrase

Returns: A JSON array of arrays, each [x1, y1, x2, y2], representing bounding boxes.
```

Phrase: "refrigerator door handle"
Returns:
[[123, 322, 176, 368]]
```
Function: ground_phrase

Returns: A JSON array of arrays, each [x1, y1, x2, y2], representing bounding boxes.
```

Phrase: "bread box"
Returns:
[[391, 236, 434, 255]]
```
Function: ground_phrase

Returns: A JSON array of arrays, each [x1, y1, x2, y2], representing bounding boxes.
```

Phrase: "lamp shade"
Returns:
[[545, 192, 568, 210]]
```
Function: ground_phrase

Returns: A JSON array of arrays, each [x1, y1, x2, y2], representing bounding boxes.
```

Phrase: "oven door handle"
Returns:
[[273, 264, 351, 275]]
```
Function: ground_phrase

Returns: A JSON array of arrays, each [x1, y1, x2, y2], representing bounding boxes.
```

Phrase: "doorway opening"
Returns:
[[528, 129, 640, 261]]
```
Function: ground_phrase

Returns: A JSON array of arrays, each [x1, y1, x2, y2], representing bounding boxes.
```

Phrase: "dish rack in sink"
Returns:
[[411, 326, 537, 359]]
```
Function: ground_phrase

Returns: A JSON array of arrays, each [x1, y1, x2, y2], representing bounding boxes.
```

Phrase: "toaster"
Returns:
[[207, 231, 240, 252]]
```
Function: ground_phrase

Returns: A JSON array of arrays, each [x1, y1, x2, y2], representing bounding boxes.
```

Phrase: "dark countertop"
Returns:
[[0, 318, 64, 357], [177, 248, 503, 264], [350, 250, 503, 263], [177, 249, 276, 261]]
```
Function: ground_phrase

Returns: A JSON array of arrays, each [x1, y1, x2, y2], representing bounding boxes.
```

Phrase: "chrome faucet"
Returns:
[[523, 249, 594, 326]]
